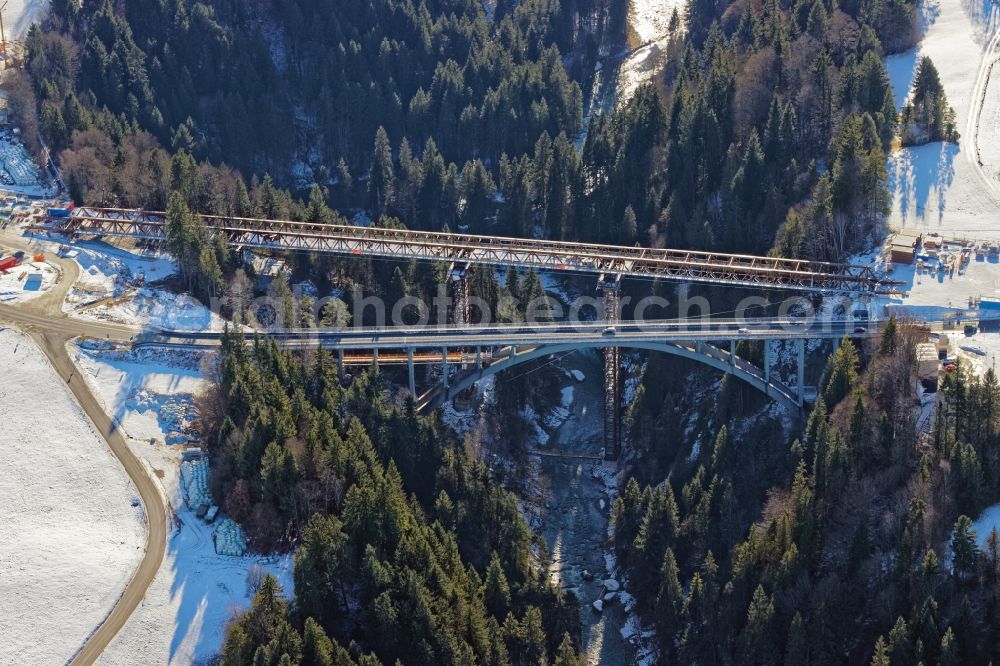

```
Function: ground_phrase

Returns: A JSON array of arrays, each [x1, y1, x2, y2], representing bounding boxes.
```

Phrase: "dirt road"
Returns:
[[0, 232, 166, 665]]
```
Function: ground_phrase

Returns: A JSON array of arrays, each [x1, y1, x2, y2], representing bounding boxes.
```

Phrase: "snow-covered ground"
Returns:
[[4, 0, 48, 39], [0, 137, 42, 188], [72, 344, 209, 446], [68, 343, 294, 665], [97, 521, 293, 666], [870, 235, 1000, 373], [617, 0, 685, 101], [972, 501, 1000, 546], [0, 327, 146, 665], [23, 235, 221, 331], [33, 238, 223, 331], [884, 0, 1000, 236], [0, 258, 57, 302], [883, 247, 1000, 311], [441, 374, 497, 434], [77, 287, 226, 331], [55, 239, 179, 298], [870, 0, 1000, 372]]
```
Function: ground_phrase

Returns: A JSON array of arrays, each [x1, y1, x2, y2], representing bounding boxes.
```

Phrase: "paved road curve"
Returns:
[[0, 232, 166, 666]]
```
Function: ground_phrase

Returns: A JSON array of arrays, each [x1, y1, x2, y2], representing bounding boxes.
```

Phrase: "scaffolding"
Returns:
[[601, 279, 622, 460]]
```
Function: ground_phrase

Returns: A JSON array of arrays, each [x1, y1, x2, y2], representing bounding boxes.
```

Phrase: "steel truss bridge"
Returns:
[[34, 207, 899, 293]]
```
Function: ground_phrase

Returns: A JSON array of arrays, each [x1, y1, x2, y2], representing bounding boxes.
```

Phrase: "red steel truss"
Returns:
[[36, 207, 898, 293]]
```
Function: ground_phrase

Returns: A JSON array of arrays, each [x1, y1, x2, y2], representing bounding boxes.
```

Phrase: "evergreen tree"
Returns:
[[823, 340, 859, 407], [294, 513, 347, 626], [654, 547, 683, 654], [951, 515, 979, 581], [484, 552, 512, 620], [785, 612, 808, 665], [370, 126, 394, 218], [553, 633, 582, 666], [739, 585, 775, 663], [901, 57, 957, 144], [939, 626, 958, 666], [887, 616, 913, 665], [878, 316, 898, 355], [870, 636, 890, 666]]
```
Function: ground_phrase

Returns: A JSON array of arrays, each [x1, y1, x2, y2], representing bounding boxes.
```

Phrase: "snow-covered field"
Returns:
[[870, 0, 1000, 371], [617, 0, 685, 101], [884, 0, 1000, 236], [0, 327, 145, 665], [69, 343, 294, 665], [0, 259, 56, 302], [97, 519, 293, 666]]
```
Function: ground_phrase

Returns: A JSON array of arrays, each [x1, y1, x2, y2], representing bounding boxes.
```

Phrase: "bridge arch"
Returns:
[[416, 340, 804, 414]]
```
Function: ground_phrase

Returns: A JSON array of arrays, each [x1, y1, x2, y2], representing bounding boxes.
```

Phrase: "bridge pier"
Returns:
[[764, 341, 771, 383], [601, 279, 622, 461], [764, 341, 772, 399], [449, 266, 472, 327], [449, 265, 477, 407], [407, 348, 416, 397], [441, 347, 450, 399], [796, 338, 805, 407], [337, 348, 345, 383]]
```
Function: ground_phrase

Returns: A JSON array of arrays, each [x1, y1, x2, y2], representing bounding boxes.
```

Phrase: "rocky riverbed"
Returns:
[[535, 350, 631, 664]]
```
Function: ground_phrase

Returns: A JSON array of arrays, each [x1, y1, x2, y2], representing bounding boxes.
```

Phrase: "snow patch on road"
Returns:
[[0, 327, 145, 665]]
